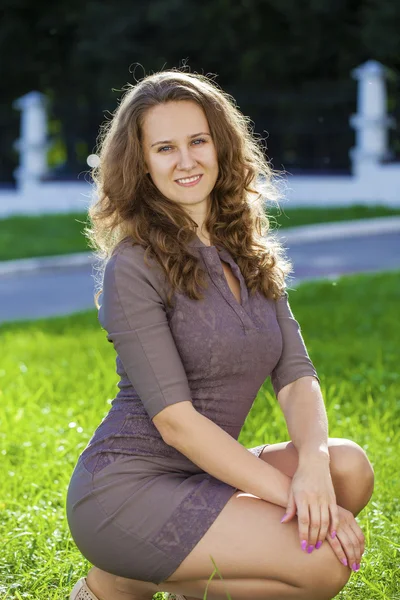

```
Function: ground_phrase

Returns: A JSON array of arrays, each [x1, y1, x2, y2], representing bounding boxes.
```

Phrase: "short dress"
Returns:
[[66, 234, 319, 585]]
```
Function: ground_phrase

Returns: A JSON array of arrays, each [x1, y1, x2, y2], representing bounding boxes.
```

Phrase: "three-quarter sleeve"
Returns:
[[98, 242, 192, 420], [270, 291, 320, 397]]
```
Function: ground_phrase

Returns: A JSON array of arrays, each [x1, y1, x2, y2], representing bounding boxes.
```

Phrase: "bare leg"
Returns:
[[84, 438, 373, 600], [86, 567, 160, 600], [259, 438, 375, 516], [87, 569, 342, 600]]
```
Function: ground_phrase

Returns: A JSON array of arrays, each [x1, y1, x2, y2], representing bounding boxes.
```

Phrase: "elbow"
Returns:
[[152, 400, 195, 444]]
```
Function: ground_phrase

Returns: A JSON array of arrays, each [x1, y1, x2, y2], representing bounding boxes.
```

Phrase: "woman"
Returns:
[[67, 69, 374, 600]]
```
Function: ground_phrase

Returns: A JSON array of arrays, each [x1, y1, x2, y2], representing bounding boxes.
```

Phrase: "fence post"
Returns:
[[12, 91, 49, 191], [349, 60, 395, 178]]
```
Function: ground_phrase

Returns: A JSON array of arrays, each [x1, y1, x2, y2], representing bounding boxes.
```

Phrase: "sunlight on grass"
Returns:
[[0, 271, 399, 599], [1, 204, 400, 261]]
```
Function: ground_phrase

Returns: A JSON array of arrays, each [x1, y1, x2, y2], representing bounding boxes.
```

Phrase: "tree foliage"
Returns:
[[1, 0, 399, 180]]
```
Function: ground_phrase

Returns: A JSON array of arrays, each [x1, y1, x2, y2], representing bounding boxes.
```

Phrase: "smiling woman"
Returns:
[[84, 68, 290, 309], [142, 102, 219, 204], [66, 69, 373, 600]]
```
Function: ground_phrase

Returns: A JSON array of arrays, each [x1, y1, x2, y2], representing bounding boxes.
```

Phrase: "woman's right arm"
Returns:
[[157, 400, 292, 509]]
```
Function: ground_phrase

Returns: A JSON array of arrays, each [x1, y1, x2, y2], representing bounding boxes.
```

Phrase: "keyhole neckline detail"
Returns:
[[190, 234, 215, 248], [188, 233, 250, 312]]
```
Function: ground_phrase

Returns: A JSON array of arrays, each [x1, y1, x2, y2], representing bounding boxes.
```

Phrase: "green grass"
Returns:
[[0, 270, 399, 599], [1, 204, 400, 261]]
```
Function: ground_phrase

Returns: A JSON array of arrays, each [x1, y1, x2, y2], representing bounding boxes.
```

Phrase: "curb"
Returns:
[[0, 251, 94, 276], [275, 215, 400, 244], [1, 216, 399, 276]]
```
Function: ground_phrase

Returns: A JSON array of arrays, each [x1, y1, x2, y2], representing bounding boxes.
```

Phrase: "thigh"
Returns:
[[163, 489, 348, 592]]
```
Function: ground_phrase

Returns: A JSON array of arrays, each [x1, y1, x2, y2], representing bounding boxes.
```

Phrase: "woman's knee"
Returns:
[[301, 552, 351, 600], [330, 439, 374, 490]]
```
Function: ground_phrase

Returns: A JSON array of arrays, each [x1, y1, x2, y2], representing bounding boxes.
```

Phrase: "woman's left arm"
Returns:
[[277, 375, 339, 551]]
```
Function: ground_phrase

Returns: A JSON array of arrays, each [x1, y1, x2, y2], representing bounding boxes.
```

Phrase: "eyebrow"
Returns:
[[150, 132, 211, 147]]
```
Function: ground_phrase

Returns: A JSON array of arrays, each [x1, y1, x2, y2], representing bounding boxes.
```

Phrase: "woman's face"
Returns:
[[142, 100, 219, 210]]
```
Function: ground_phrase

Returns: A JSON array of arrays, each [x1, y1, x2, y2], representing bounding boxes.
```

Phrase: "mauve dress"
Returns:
[[66, 234, 319, 585]]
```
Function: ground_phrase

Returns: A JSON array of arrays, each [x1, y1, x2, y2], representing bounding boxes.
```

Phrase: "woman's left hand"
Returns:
[[280, 458, 340, 553]]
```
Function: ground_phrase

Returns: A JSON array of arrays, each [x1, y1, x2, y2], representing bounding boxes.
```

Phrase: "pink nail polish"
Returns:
[[301, 540, 307, 551], [352, 563, 357, 571], [315, 541, 322, 549], [341, 558, 348, 566], [280, 514, 287, 523], [307, 545, 314, 554], [331, 530, 337, 539]]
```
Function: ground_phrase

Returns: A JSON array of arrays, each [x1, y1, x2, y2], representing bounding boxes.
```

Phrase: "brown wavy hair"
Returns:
[[86, 68, 292, 308]]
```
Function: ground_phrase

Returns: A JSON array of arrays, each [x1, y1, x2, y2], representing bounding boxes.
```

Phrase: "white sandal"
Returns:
[[69, 577, 100, 600], [69, 576, 188, 600]]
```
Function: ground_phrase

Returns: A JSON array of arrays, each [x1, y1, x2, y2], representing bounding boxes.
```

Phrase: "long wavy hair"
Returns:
[[86, 68, 292, 308]]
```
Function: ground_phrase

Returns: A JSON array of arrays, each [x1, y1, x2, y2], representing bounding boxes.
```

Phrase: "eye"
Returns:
[[157, 138, 207, 153]]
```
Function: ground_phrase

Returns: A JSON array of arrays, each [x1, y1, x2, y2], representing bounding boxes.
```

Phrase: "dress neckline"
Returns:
[[187, 234, 215, 248], [187, 233, 251, 313], [188, 233, 227, 252]]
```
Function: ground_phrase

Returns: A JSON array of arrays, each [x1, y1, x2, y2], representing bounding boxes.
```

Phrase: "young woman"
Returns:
[[66, 70, 374, 600]]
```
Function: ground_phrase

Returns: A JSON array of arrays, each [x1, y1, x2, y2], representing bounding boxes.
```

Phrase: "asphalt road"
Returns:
[[0, 232, 399, 323]]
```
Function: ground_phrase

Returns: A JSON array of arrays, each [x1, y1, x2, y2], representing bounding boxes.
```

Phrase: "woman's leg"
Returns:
[[258, 437, 375, 516], [85, 437, 373, 600], [86, 491, 351, 599], [86, 567, 160, 600]]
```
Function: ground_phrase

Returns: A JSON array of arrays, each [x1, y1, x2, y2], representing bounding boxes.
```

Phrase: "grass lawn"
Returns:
[[0, 270, 399, 599], [1, 204, 400, 261]]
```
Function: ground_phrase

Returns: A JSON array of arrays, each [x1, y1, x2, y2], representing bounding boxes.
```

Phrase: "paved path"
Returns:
[[0, 230, 398, 323]]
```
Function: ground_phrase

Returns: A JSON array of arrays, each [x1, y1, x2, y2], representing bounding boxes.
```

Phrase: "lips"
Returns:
[[175, 174, 203, 187]]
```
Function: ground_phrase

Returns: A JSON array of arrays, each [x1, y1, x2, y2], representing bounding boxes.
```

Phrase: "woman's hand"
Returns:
[[325, 505, 365, 571], [280, 460, 365, 571], [280, 457, 339, 552]]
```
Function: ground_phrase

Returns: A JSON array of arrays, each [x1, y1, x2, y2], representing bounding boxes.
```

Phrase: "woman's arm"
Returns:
[[277, 375, 330, 465], [163, 401, 292, 508], [277, 375, 340, 553]]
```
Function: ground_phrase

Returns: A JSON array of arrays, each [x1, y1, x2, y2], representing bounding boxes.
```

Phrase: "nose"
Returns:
[[177, 147, 197, 171]]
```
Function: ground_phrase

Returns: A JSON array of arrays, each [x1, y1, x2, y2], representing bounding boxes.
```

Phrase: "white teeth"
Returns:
[[176, 175, 201, 184]]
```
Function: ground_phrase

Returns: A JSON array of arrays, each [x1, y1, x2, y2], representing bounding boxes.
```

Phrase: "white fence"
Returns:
[[1, 60, 399, 217]]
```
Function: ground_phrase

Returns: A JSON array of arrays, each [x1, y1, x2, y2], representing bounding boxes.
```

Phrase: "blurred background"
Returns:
[[2, 0, 400, 183], [1, 0, 400, 321], [3, 0, 400, 197]]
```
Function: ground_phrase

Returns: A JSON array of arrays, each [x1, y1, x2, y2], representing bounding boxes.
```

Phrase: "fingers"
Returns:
[[297, 501, 310, 552], [329, 502, 340, 539], [326, 522, 364, 571], [326, 532, 350, 567], [297, 501, 332, 553], [342, 526, 362, 568], [307, 503, 321, 551], [336, 528, 358, 570], [349, 518, 365, 554], [316, 503, 330, 549]]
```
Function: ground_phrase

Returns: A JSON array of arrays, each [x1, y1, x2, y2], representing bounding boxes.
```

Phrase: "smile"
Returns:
[[175, 175, 203, 187]]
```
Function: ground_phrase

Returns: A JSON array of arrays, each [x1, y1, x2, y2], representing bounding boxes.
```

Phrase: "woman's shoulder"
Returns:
[[106, 236, 154, 269], [105, 236, 167, 289], [110, 236, 145, 259]]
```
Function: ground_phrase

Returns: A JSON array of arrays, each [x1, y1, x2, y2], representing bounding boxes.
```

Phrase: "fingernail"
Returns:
[[280, 514, 287, 523], [331, 530, 337, 539], [352, 563, 358, 571], [301, 540, 307, 551], [315, 541, 323, 549], [356, 563, 361, 571], [341, 558, 348, 566], [307, 545, 314, 554]]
